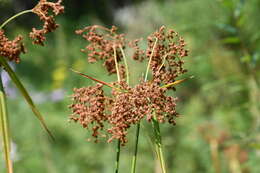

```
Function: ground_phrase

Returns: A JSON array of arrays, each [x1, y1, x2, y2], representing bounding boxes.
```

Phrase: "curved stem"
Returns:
[[0, 9, 33, 29]]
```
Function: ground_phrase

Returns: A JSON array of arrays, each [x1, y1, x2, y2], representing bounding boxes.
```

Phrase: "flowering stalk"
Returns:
[[131, 37, 158, 173]]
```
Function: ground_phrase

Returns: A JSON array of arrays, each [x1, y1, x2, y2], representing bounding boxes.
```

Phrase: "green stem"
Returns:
[[115, 140, 121, 173], [0, 9, 33, 29], [152, 117, 167, 173], [113, 45, 121, 173], [0, 70, 13, 173], [131, 123, 140, 173], [131, 37, 158, 173], [119, 45, 129, 84]]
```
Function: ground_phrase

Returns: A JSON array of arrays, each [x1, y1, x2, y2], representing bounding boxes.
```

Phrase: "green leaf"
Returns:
[[0, 57, 54, 140], [0, 74, 13, 173]]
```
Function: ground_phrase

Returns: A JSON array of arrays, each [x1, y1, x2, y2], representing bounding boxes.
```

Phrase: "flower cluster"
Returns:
[[0, 30, 25, 63], [30, 0, 64, 45], [0, 0, 64, 64], [70, 25, 188, 145], [75, 25, 126, 77], [145, 26, 188, 85]]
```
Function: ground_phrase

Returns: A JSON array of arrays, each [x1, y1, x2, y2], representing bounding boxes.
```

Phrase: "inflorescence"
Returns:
[[70, 25, 189, 145], [0, 0, 64, 64]]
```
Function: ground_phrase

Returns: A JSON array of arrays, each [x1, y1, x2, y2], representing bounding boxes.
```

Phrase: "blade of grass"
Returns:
[[0, 71, 13, 173], [161, 76, 194, 88], [0, 57, 54, 140], [70, 68, 120, 90]]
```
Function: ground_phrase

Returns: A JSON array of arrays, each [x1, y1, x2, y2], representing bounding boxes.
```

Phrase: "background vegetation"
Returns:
[[0, 0, 259, 172]]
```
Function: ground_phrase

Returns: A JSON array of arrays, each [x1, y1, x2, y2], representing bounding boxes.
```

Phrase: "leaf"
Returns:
[[0, 75, 13, 173], [0, 57, 54, 140], [70, 68, 120, 90], [161, 76, 194, 88]]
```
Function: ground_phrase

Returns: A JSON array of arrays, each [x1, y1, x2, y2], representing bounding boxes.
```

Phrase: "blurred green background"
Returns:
[[1, 0, 260, 172]]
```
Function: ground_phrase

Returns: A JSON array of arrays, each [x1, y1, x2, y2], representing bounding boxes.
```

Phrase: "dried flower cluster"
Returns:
[[145, 26, 188, 85], [30, 0, 64, 45], [0, 30, 25, 63], [75, 25, 126, 76], [70, 25, 188, 145], [0, 0, 64, 63]]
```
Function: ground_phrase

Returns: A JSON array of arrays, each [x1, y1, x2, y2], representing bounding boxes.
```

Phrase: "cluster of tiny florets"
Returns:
[[0, 30, 25, 63], [69, 84, 107, 142], [75, 25, 126, 76], [146, 26, 188, 85], [70, 25, 188, 145], [30, 0, 64, 45], [0, 0, 64, 64]]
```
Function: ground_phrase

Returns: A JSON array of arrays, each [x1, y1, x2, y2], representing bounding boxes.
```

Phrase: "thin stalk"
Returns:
[[0, 9, 33, 29], [119, 45, 129, 84], [113, 45, 121, 83], [0, 70, 13, 173], [113, 44, 121, 173], [115, 140, 121, 173], [161, 76, 194, 88], [131, 123, 140, 173], [145, 38, 158, 81], [131, 38, 158, 173], [152, 117, 166, 173]]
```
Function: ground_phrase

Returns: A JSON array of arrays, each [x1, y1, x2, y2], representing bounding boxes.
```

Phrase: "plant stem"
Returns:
[[115, 140, 121, 173], [131, 38, 158, 173], [0, 70, 13, 173], [119, 45, 129, 84], [152, 117, 167, 173], [113, 45, 121, 83], [131, 123, 140, 173], [113, 45, 121, 173], [144, 38, 158, 81], [0, 9, 33, 29]]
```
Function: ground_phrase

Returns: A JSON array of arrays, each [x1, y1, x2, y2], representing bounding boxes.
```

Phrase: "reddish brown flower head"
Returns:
[[30, 0, 64, 45], [76, 25, 126, 77], [132, 26, 189, 85], [0, 30, 26, 63], [69, 84, 107, 142]]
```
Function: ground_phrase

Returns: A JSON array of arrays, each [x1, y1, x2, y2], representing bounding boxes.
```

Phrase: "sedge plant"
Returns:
[[0, 0, 64, 172], [69, 25, 191, 173]]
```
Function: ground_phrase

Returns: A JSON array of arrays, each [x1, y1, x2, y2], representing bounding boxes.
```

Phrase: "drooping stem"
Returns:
[[152, 117, 167, 173], [131, 37, 158, 173], [0, 70, 13, 173], [119, 45, 129, 84], [0, 9, 33, 29], [113, 45, 121, 173]]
